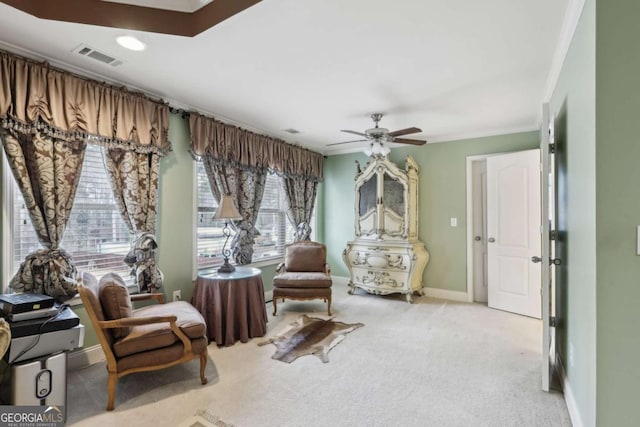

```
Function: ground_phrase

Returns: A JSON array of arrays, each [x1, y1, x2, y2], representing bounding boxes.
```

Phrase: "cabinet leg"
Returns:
[[348, 282, 356, 295], [406, 293, 413, 304]]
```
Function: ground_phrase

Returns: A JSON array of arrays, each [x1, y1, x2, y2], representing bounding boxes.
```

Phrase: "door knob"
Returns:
[[551, 258, 562, 265], [474, 236, 481, 241], [531, 256, 543, 263], [488, 237, 495, 243]]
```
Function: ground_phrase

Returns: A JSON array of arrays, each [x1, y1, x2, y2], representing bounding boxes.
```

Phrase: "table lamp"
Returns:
[[213, 194, 242, 273]]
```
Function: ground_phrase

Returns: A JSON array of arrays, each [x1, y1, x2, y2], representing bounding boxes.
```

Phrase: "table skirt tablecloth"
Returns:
[[192, 274, 268, 346]]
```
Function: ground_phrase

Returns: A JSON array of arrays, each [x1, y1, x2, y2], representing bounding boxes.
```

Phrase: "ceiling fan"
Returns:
[[328, 113, 427, 150]]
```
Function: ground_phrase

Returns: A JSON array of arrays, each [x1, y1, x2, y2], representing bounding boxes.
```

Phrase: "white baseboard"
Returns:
[[422, 287, 469, 302], [331, 276, 350, 287], [557, 356, 585, 427], [264, 290, 273, 303], [68, 344, 105, 370]]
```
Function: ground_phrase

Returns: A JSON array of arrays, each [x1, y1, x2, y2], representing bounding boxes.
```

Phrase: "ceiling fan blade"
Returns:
[[327, 139, 369, 146], [341, 130, 368, 137], [388, 127, 422, 137], [392, 138, 427, 146]]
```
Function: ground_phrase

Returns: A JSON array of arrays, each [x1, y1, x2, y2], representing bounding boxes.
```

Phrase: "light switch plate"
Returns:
[[450, 217, 457, 227]]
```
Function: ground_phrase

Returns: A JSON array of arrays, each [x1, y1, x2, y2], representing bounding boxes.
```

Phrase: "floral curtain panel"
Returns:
[[103, 149, 163, 292], [2, 129, 86, 300], [0, 50, 171, 299], [203, 159, 267, 265], [281, 176, 318, 241]]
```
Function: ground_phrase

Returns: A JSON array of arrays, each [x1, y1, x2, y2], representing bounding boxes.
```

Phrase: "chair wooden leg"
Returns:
[[107, 372, 117, 411], [273, 296, 278, 316], [327, 295, 332, 316], [200, 352, 208, 385]]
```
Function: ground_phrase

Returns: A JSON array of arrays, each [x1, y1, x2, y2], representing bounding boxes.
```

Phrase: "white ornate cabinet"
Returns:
[[343, 155, 429, 303]]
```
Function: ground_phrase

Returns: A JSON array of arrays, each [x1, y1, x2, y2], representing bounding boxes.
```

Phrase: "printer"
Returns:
[[0, 293, 84, 420]]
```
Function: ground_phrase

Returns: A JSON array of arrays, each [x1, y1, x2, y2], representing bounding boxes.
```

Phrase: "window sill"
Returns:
[[196, 256, 281, 277], [67, 295, 83, 307]]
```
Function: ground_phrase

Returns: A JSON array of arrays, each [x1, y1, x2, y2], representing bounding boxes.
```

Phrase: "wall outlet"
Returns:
[[450, 217, 458, 227], [172, 290, 181, 302]]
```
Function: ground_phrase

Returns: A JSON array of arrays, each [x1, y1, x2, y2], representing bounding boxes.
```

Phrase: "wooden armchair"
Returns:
[[272, 241, 332, 316], [78, 272, 208, 411]]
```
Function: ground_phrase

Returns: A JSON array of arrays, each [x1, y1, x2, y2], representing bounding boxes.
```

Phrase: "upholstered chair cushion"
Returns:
[[273, 272, 332, 288], [116, 337, 208, 372], [284, 242, 327, 272], [273, 287, 331, 299], [113, 301, 207, 358], [99, 273, 133, 339], [81, 272, 104, 322]]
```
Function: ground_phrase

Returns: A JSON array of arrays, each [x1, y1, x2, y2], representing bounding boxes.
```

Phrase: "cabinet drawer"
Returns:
[[351, 267, 409, 292], [347, 246, 411, 272]]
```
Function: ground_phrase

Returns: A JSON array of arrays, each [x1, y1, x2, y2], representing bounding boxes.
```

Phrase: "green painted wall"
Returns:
[[156, 113, 197, 303], [322, 131, 539, 292], [596, 1, 640, 425], [547, 0, 596, 425]]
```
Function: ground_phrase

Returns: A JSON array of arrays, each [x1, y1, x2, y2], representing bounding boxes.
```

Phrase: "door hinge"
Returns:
[[550, 230, 557, 241], [549, 143, 556, 154], [550, 316, 557, 327]]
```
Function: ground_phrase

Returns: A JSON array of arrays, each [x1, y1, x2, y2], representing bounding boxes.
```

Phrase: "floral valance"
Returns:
[[0, 50, 171, 155], [189, 112, 323, 182]]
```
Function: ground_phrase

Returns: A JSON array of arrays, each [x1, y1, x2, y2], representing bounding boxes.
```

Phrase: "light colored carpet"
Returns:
[[66, 281, 571, 427]]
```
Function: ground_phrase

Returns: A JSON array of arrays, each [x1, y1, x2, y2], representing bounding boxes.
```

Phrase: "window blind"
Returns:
[[11, 144, 133, 283], [196, 162, 294, 269]]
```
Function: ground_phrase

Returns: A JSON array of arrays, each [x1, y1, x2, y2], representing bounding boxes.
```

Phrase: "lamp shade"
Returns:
[[213, 195, 242, 220]]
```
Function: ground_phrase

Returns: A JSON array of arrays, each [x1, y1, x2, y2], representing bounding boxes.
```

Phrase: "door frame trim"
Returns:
[[465, 151, 527, 303], [466, 154, 493, 302]]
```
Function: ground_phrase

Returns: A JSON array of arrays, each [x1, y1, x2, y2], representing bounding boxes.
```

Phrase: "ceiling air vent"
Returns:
[[72, 44, 124, 67], [284, 128, 300, 134]]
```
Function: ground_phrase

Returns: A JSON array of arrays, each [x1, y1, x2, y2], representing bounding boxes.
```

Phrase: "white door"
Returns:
[[472, 160, 488, 303], [486, 149, 542, 319]]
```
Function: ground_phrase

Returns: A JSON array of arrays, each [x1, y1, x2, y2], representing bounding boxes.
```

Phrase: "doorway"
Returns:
[[465, 149, 542, 319]]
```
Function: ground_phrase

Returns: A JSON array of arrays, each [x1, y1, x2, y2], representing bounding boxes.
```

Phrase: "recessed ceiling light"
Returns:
[[116, 36, 146, 51]]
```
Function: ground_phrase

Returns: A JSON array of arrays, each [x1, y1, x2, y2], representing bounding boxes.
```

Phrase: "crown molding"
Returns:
[[540, 0, 587, 107]]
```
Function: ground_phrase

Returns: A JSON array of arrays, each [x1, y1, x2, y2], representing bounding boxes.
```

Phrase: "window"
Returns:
[[5, 144, 133, 287], [195, 162, 295, 270]]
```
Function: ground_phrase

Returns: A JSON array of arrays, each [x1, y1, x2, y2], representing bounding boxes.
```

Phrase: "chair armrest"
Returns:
[[99, 315, 177, 329], [130, 293, 165, 304], [276, 262, 286, 274], [99, 315, 194, 354]]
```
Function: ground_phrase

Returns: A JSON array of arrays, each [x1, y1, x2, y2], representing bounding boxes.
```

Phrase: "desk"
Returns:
[[192, 267, 267, 346]]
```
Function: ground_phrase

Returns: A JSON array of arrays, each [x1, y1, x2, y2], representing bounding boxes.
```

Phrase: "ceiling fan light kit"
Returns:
[[329, 113, 427, 156], [364, 141, 391, 157]]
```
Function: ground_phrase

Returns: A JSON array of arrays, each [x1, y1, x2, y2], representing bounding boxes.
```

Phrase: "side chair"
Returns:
[[78, 272, 208, 410], [272, 241, 333, 316]]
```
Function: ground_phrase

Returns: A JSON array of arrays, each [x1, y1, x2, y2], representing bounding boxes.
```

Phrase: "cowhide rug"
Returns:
[[258, 315, 364, 363]]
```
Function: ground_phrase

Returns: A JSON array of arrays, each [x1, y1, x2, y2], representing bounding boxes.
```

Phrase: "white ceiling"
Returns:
[[102, 0, 214, 13], [0, 0, 571, 155]]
